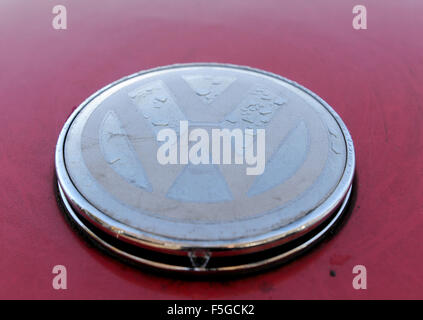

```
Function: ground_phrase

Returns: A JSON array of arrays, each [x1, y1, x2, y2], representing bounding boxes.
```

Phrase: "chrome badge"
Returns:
[[55, 64, 355, 274]]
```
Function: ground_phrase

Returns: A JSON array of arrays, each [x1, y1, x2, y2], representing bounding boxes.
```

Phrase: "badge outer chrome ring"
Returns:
[[55, 63, 355, 274]]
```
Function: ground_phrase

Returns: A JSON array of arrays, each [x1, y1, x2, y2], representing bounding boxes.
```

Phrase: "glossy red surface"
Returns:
[[1, 0, 422, 299]]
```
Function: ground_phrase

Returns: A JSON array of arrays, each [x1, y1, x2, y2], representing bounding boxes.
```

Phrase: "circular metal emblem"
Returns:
[[55, 63, 355, 274]]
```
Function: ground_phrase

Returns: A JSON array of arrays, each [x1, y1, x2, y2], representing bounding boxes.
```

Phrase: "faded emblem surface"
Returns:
[[63, 65, 349, 241]]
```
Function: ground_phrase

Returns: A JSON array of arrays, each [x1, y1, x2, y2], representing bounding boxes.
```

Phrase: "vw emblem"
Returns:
[[55, 64, 355, 274]]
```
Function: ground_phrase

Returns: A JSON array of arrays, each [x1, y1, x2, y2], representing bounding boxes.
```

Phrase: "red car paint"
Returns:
[[0, 0, 422, 299]]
